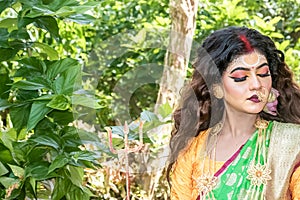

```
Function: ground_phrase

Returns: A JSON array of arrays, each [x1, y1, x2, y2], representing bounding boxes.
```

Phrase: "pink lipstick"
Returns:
[[248, 95, 260, 103]]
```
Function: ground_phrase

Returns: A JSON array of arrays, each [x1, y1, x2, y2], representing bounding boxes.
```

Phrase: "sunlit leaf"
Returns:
[[71, 94, 102, 109], [46, 58, 78, 80], [0, 161, 9, 176], [66, 165, 84, 188], [8, 164, 24, 178], [53, 65, 81, 95], [32, 42, 59, 60], [0, 18, 18, 31], [0, 177, 19, 188], [47, 94, 70, 110], [157, 102, 172, 118], [67, 14, 95, 24]]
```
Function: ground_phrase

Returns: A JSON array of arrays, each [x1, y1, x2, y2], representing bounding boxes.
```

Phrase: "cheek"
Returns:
[[262, 76, 272, 89], [223, 79, 246, 98]]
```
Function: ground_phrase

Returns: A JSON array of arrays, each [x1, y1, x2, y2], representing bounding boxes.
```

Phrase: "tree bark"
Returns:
[[145, 1, 199, 199], [155, 0, 199, 113]]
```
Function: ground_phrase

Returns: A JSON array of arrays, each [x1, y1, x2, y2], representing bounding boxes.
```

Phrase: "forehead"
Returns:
[[227, 50, 268, 71]]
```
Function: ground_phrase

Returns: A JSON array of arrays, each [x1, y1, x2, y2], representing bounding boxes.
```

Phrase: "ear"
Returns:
[[212, 84, 224, 99]]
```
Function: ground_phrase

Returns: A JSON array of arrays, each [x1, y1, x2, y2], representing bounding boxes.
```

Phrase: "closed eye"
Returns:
[[257, 73, 271, 78], [229, 76, 248, 82]]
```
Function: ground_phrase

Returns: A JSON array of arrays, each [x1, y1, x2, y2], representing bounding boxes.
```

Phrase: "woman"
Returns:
[[167, 26, 300, 199]]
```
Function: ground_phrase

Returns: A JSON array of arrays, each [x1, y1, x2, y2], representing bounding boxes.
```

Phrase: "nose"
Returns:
[[249, 74, 262, 90]]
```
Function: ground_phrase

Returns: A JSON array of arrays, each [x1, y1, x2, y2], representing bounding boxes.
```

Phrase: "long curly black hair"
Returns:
[[166, 26, 300, 183]]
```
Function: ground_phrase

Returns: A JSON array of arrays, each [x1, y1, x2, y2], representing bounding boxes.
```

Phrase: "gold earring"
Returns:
[[212, 84, 224, 99]]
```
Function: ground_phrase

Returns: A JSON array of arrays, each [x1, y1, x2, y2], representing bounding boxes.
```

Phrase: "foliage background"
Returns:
[[0, 0, 299, 199]]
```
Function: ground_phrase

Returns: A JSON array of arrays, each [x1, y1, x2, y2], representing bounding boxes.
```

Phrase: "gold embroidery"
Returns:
[[247, 162, 271, 186], [194, 174, 218, 194]]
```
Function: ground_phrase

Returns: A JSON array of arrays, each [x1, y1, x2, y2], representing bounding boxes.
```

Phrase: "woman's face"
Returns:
[[222, 50, 272, 115]]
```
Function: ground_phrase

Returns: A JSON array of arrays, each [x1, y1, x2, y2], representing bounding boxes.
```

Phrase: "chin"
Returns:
[[246, 109, 263, 114]]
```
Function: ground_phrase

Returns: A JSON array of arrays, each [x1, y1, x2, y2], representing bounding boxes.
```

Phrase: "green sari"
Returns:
[[197, 121, 273, 200]]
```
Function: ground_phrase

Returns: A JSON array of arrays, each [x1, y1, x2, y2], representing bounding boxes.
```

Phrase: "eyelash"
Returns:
[[230, 73, 271, 82]]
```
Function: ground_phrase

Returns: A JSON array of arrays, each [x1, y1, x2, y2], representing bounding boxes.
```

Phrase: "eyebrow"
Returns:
[[230, 63, 269, 74]]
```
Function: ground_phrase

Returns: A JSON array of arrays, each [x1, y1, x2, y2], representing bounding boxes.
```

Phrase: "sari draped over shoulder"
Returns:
[[170, 121, 300, 200], [265, 121, 300, 199]]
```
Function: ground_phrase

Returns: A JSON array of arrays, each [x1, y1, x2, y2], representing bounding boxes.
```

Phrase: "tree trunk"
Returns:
[[144, 0, 199, 199], [155, 0, 199, 113]]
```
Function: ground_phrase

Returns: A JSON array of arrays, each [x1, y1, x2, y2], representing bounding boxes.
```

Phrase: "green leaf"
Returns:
[[66, 185, 92, 200], [27, 100, 53, 131], [269, 16, 282, 25], [12, 80, 47, 90], [53, 6, 75, 17], [46, 58, 78, 80], [253, 16, 267, 30], [18, 16, 35, 29], [69, 151, 99, 166], [8, 164, 24, 178], [9, 28, 30, 40], [26, 146, 47, 163], [48, 110, 75, 125], [10, 103, 31, 132], [29, 134, 61, 150], [0, 128, 16, 151], [16, 89, 39, 101], [270, 32, 284, 39], [25, 162, 57, 180], [0, 28, 10, 47], [28, 177, 37, 197], [66, 165, 84, 188], [32, 42, 59, 60], [15, 57, 46, 78], [0, 48, 18, 61], [53, 64, 81, 95], [34, 16, 60, 41], [47, 94, 70, 110], [140, 110, 159, 122], [0, 66, 11, 99], [0, 99, 11, 111], [157, 103, 172, 118], [0, 161, 9, 176], [52, 177, 72, 200], [0, 0, 14, 14], [0, 18, 18, 31], [71, 94, 102, 109], [46, 0, 79, 11], [48, 154, 70, 173], [67, 14, 96, 24], [0, 177, 19, 188], [0, 148, 13, 164]]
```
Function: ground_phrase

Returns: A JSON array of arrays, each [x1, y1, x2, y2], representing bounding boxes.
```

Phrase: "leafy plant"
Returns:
[[0, 0, 103, 199]]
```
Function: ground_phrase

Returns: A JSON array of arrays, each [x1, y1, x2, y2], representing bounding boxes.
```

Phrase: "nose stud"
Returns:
[[256, 87, 267, 102]]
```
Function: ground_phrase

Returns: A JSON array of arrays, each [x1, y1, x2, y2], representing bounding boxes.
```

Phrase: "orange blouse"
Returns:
[[170, 130, 300, 200]]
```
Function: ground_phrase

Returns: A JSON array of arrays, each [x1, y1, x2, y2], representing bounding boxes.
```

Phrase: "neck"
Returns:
[[221, 109, 258, 138]]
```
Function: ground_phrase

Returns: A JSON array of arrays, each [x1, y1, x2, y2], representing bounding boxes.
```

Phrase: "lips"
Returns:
[[248, 94, 260, 103]]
